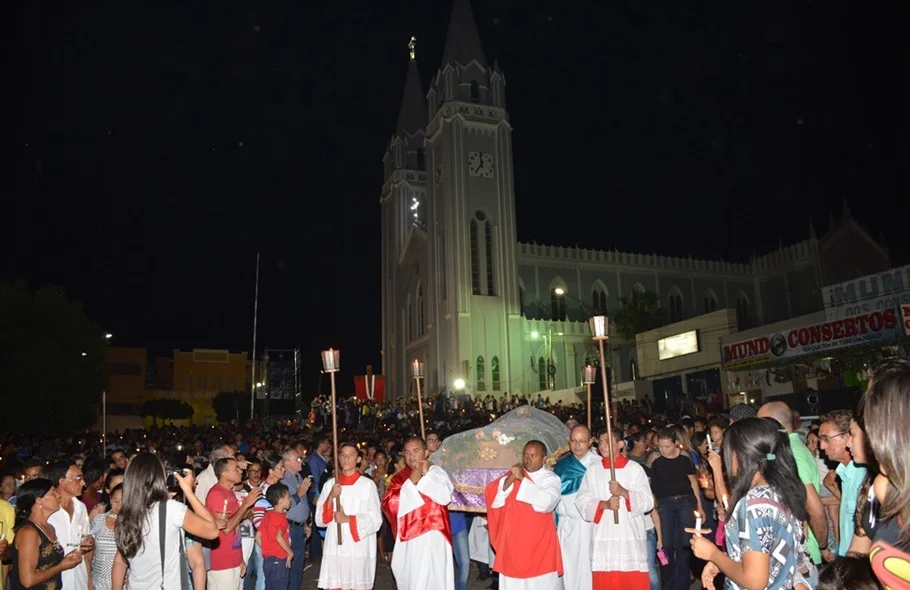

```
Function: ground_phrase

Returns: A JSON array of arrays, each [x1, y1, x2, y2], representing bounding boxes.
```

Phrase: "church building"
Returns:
[[380, 0, 890, 402]]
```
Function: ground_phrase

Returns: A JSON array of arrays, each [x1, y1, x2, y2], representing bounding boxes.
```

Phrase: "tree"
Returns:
[[211, 391, 252, 424], [0, 281, 107, 434], [140, 399, 195, 425], [611, 290, 664, 340]]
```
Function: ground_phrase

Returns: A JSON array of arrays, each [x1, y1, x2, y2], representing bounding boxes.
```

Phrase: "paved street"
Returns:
[[302, 559, 496, 589], [302, 559, 702, 589]]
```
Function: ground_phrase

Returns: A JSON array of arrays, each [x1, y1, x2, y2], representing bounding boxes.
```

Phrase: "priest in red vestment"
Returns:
[[381, 436, 454, 590], [485, 440, 563, 590]]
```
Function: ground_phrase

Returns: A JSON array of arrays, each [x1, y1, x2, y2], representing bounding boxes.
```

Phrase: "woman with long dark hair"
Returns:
[[7, 479, 84, 589], [692, 417, 814, 590], [112, 453, 219, 590], [857, 357, 910, 589]]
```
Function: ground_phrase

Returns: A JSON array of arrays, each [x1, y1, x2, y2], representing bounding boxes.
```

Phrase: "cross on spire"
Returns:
[[408, 36, 416, 61]]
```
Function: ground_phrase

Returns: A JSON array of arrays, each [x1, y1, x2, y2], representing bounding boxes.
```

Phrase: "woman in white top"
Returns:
[[112, 453, 219, 590]]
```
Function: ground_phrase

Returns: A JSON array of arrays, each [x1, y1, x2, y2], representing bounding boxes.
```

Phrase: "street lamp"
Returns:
[[554, 287, 565, 296], [105, 333, 113, 339]]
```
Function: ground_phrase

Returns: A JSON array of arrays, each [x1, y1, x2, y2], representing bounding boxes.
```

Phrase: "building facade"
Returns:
[[380, 0, 890, 401]]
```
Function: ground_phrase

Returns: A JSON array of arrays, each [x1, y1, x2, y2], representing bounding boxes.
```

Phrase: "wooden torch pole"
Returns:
[[322, 349, 344, 545], [412, 360, 426, 440], [591, 317, 619, 524]]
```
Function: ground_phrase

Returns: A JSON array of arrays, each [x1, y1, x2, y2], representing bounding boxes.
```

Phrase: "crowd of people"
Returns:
[[0, 358, 908, 590]]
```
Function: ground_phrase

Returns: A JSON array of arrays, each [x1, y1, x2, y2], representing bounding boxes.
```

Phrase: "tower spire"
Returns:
[[442, 0, 486, 66], [395, 37, 427, 135]]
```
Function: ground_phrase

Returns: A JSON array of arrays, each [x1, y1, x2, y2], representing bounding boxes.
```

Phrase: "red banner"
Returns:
[[354, 375, 385, 403]]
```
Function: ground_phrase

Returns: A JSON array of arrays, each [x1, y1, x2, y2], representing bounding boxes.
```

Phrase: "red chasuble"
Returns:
[[381, 467, 452, 544], [484, 473, 564, 579]]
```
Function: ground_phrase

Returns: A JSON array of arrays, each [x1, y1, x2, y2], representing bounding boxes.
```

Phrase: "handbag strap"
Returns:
[[159, 500, 167, 590]]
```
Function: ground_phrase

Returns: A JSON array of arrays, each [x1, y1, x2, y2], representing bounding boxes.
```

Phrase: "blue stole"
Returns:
[[553, 453, 589, 526], [554, 453, 588, 496]]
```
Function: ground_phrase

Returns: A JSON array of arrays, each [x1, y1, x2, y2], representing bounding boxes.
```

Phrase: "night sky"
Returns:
[[10, 0, 906, 385]]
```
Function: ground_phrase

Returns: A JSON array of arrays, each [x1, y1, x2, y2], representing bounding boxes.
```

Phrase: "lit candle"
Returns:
[[722, 495, 729, 511], [694, 511, 702, 536], [222, 499, 228, 518], [706, 433, 713, 450]]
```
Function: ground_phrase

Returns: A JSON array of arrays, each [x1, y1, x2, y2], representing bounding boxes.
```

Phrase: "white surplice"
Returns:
[[315, 474, 383, 590], [490, 467, 563, 590], [556, 451, 602, 590], [574, 459, 653, 577], [468, 516, 493, 565], [390, 465, 455, 590]]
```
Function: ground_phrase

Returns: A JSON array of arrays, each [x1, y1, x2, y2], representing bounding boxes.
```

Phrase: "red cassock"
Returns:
[[381, 467, 452, 545], [484, 473, 564, 579]]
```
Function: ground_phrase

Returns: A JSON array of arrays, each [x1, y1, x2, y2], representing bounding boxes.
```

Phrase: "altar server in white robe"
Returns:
[[316, 441, 383, 590], [382, 436, 455, 590], [575, 429, 653, 590], [554, 425, 601, 590]]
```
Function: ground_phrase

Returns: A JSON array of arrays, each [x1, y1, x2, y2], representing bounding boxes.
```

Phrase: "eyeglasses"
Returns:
[[818, 432, 849, 443]]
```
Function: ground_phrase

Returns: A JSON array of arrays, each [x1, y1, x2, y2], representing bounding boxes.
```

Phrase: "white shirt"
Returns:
[[47, 497, 90, 590], [195, 465, 217, 505], [124, 500, 189, 590]]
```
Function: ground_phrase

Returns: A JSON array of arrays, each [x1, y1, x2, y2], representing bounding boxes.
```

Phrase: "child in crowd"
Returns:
[[255, 483, 293, 590]]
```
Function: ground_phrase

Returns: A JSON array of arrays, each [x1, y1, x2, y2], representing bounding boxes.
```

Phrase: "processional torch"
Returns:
[[589, 315, 619, 524], [320, 348, 344, 545], [411, 360, 426, 440]]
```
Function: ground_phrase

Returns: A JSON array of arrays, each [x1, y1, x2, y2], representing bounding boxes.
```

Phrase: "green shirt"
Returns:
[[789, 432, 822, 564]]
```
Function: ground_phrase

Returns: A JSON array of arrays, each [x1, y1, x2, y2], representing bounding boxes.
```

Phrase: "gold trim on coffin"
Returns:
[[448, 505, 488, 513], [454, 483, 487, 495]]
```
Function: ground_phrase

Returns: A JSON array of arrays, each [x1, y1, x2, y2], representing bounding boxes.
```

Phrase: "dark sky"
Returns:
[[10, 0, 907, 384]]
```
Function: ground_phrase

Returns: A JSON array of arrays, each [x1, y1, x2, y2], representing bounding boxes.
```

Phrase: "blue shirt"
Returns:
[[449, 511, 468, 536], [835, 460, 867, 556], [305, 452, 328, 503], [281, 471, 311, 524]]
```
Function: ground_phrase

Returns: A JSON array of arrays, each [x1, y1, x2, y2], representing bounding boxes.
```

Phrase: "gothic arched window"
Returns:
[[470, 80, 480, 103], [491, 356, 501, 391], [476, 355, 486, 391], [703, 291, 717, 314], [668, 289, 683, 322], [538, 357, 547, 391], [485, 221, 495, 296], [592, 283, 608, 315], [736, 293, 750, 327], [551, 287, 566, 321], [417, 283, 425, 336], [470, 219, 481, 295], [416, 148, 426, 170], [406, 296, 413, 341]]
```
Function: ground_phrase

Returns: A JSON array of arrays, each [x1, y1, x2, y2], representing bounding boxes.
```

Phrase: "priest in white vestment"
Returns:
[[382, 436, 455, 590], [575, 430, 653, 590], [554, 425, 601, 590], [485, 440, 564, 590], [316, 442, 383, 590]]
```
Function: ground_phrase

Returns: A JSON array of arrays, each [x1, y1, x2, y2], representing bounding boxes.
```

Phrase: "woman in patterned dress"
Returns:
[[8, 479, 84, 590], [90, 484, 123, 590], [691, 417, 815, 590]]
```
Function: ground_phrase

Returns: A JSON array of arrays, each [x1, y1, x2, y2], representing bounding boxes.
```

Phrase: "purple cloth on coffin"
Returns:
[[447, 467, 508, 512]]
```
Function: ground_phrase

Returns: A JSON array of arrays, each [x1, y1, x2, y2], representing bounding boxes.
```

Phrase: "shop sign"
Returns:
[[658, 330, 699, 360], [722, 307, 902, 369], [822, 265, 910, 321]]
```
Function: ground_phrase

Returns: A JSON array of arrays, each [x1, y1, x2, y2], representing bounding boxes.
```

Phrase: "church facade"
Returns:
[[380, 0, 890, 402]]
